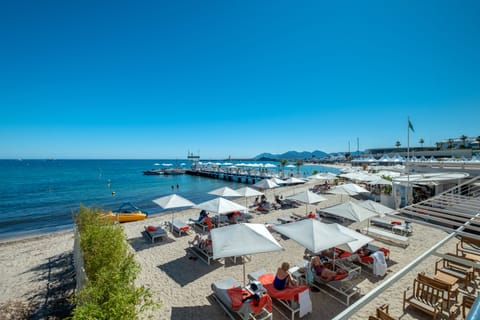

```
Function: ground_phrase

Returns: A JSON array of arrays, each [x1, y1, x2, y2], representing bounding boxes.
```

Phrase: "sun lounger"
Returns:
[[189, 219, 209, 232], [363, 227, 409, 248], [188, 242, 217, 265], [168, 219, 191, 236], [211, 277, 273, 320], [317, 209, 346, 223], [306, 261, 361, 306], [370, 218, 413, 236], [143, 225, 167, 243], [278, 216, 295, 224], [247, 269, 312, 320]]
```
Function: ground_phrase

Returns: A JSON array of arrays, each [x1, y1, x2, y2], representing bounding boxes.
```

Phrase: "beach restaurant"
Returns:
[[392, 172, 470, 208]]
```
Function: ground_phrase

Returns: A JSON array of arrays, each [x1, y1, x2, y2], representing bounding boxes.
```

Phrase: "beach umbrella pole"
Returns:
[[243, 260, 246, 286]]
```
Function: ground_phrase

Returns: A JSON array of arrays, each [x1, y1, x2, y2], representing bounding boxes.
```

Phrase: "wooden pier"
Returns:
[[185, 169, 273, 184]]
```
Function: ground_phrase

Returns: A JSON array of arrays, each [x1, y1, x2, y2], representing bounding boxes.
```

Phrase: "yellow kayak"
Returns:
[[100, 211, 147, 223], [100, 202, 148, 223]]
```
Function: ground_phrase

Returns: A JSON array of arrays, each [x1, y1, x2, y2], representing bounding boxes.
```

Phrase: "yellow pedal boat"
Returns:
[[100, 203, 148, 223]]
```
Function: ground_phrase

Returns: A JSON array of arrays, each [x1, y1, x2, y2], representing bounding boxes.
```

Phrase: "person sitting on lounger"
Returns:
[[273, 262, 297, 290], [191, 210, 209, 223], [311, 256, 347, 282], [189, 233, 212, 250]]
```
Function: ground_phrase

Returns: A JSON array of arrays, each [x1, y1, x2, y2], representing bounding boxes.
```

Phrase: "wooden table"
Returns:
[[434, 271, 458, 286]]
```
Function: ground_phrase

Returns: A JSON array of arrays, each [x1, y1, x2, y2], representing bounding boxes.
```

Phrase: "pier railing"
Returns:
[[73, 226, 87, 292]]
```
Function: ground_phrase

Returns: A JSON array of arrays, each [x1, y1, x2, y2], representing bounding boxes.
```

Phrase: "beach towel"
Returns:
[[258, 273, 309, 302], [371, 251, 387, 276], [298, 288, 312, 317], [226, 287, 272, 313]]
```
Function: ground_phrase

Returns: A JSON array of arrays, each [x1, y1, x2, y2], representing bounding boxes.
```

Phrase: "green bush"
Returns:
[[72, 206, 158, 320]]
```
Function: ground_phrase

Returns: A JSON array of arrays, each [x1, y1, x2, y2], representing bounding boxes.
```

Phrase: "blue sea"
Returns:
[[0, 159, 339, 240]]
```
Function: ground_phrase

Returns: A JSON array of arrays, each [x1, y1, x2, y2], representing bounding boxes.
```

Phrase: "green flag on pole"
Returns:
[[408, 119, 414, 132]]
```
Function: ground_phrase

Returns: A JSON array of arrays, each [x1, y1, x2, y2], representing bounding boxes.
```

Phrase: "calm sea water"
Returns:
[[0, 159, 339, 240]]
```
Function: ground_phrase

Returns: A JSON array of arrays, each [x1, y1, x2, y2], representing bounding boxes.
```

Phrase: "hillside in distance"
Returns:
[[254, 150, 329, 160]]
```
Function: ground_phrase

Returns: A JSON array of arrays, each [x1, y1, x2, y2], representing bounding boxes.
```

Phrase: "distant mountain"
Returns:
[[254, 150, 329, 160]]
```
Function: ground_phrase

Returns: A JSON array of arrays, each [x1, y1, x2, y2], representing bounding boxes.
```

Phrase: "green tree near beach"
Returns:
[[72, 206, 158, 320], [279, 159, 288, 177]]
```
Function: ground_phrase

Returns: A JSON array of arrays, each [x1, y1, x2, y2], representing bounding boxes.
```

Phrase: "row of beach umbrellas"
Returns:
[[151, 181, 393, 285]]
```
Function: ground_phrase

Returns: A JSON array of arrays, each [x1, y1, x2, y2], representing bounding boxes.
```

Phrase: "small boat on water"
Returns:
[[143, 169, 164, 175], [163, 168, 186, 175], [100, 202, 148, 223]]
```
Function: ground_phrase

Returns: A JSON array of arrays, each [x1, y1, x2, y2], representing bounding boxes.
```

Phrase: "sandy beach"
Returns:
[[0, 179, 466, 320]]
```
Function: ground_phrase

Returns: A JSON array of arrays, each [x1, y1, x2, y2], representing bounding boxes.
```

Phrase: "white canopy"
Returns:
[[288, 190, 328, 213], [321, 201, 378, 222], [358, 200, 395, 216], [366, 177, 392, 186], [208, 186, 242, 197], [193, 197, 248, 214], [152, 194, 195, 209], [211, 223, 284, 285], [328, 183, 370, 196], [336, 225, 373, 253], [270, 177, 287, 185], [235, 186, 264, 198], [308, 172, 338, 181], [253, 179, 279, 190], [152, 194, 195, 232], [273, 219, 355, 253], [236, 186, 264, 207], [287, 190, 327, 205], [284, 177, 306, 184], [211, 223, 283, 259]]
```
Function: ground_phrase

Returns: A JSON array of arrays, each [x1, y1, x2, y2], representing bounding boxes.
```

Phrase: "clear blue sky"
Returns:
[[1, 1, 479, 159]]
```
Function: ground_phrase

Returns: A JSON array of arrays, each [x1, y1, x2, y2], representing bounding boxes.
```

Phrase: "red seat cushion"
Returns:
[[146, 225, 157, 232], [334, 273, 348, 281]]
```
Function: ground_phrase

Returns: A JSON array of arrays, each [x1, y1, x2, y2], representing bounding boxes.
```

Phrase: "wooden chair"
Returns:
[[403, 277, 457, 319], [462, 294, 476, 319], [369, 304, 396, 320], [417, 272, 458, 311]]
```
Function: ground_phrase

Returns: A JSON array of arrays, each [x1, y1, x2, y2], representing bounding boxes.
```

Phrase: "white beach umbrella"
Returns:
[[358, 200, 395, 217], [271, 177, 287, 185], [273, 219, 355, 254], [284, 177, 306, 184], [208, 186, 242, 198], [193, 197, 248, 214], [336, 225, 373, 253], [366, 178, 392, 186], [235, 187, 264, 208], [287, 190, 327, 214], [211, 223, 284, 285], [264, 163, 277, 168], [328, 183, 370, 196], [152, 194, 195, 231], [320, 201, 378, 222], [252, 179, 279, 190]]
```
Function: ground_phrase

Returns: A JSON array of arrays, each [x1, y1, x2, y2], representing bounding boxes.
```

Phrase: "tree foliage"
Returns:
[[72, 206, 158, 320]]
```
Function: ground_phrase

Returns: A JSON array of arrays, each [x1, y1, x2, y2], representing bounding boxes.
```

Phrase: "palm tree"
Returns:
[[460, 135, 468, 148], [295, 160, 304, 177], [279, 159, 288, 178], [419, 138, 424, 148], [448, 138, 454, 149], [395, 141, 401, 148]]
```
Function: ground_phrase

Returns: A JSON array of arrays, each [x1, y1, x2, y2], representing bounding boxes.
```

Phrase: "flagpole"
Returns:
[[406, 117, 410, 205]]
